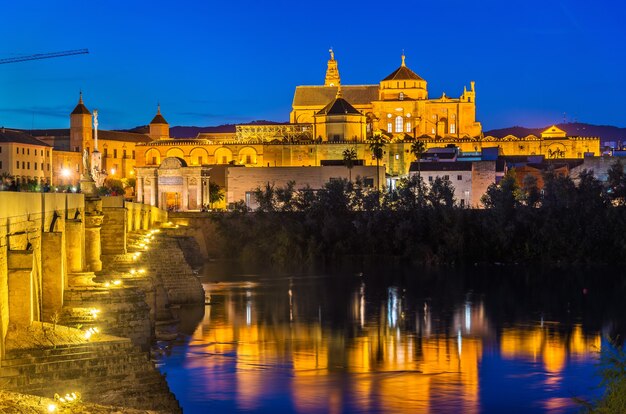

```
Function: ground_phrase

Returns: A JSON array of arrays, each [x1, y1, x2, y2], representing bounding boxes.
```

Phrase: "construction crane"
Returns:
[[0, 49, 89, 65]]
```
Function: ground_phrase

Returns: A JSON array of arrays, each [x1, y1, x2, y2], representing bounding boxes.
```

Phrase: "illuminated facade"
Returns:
[[291, 50, 481, 140]]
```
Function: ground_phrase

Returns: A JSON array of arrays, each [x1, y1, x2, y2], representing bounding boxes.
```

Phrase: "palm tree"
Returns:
[[368, 134, 385, 189], [410, 140, 426, 180], [342, 148, 357, 182]]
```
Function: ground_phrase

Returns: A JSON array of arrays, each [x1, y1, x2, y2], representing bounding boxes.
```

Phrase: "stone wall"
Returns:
[[0, 193, 84, 363], [126, 201, 168, 232]]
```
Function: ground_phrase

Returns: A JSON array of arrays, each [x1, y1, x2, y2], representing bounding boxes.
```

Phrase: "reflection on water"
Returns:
[[160, 266, 622, 413]]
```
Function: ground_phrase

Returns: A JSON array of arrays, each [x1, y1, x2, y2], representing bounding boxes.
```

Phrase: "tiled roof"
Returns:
[[71, 102, 91, 115], [0, 129, 50, 146], [316, 97, 361, 116], [96, 130, 152, 143], [382, 65, 424, 81], [410, 161, 473, 172], [293, 85, 378, 107], [150, 113, 168, 125]]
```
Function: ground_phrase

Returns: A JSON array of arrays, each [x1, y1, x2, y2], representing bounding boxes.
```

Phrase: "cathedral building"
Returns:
[[290, 50, 482, 141]]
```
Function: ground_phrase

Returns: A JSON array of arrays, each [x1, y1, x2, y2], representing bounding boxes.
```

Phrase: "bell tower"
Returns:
[[70, 91, 92, 153], [324, 48, 341, 87]]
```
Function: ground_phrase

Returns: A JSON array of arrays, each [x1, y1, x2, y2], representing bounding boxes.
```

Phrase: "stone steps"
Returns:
[[0, 338, 180, 412]]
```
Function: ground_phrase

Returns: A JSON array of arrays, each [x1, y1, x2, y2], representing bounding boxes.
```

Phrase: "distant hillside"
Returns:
[[485, 123, 626, 146], [124, 120, 287, 138]]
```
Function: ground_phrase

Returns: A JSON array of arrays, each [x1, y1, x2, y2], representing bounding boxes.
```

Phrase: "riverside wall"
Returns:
[[0, 193, 203, 413]]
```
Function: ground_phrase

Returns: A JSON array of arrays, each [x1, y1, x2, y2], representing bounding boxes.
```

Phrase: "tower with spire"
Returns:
[[70, 91, 92, 153], [324, 48, 341, 87], [149, 104, 170, 141]]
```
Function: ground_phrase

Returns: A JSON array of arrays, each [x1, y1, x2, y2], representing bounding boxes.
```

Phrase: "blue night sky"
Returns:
[[0, 0, 624, 131]]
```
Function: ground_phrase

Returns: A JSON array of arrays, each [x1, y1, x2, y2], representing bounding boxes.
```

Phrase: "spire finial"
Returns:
[[79, 90, 83, 104], [401, 50, 406, 67], [157, 102, 161, 114], [329, 47, 334, 61]]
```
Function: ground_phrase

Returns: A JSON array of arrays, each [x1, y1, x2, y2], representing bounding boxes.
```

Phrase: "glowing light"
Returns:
[[110, 168, 116, 175], [113, 280, 122, 286], [104, 282, 111, 288], [130, 269, 136, 275], [138, 268, 146, 274], [89, 308, 100, 319], [47, 403, 57, 412], [61, 168, 71, 178]]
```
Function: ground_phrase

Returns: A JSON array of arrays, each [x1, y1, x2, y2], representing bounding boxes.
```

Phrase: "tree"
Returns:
[[342, 148, 357, 182], [427, 177, 455, 208], [481, 169, 521, 218], [606, 159, 626, 205], [410, 140, 426, 180], [521, 174, 541, 208], [368, 134, 385, 189], [209, 182, 224, 209]]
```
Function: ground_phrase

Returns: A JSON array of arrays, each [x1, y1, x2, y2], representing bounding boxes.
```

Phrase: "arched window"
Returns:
[[450, 124, 456, 134], [405, 121, 412, 133], [395, 116, 403, 133], [399, 92, 404, 100]]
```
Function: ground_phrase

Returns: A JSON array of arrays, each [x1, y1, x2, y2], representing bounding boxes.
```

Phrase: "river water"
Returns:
[[157, 263, 625, 413]]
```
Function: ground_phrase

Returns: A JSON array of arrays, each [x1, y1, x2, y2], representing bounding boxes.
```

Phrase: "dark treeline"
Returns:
[[211, 160, 626, 267]]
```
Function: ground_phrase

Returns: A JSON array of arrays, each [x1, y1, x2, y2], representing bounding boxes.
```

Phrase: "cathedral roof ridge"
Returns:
[[382, 65, 424, 81], [316, 96, 361, 116]]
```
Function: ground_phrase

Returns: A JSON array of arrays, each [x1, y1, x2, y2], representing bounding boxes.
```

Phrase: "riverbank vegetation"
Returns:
[[211, 162, 626, 267]]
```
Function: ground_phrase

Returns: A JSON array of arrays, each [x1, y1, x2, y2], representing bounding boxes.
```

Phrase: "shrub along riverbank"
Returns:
[[210, 162, 626, 268]]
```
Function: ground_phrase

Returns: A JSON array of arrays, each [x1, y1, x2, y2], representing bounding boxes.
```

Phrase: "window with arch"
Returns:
[[395, 116, 403, 133], [405, 122, 412, 133], [399, 92, 404, 100], [450, 124, 456, 134], [387, 122, 392, 132]]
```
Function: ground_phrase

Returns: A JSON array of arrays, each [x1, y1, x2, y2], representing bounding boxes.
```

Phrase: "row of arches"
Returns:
[[144, 146, 259, 166]]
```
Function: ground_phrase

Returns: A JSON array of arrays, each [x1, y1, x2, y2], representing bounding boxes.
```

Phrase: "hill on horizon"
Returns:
[[122, 121, 626, 146], [125, 120, 287, 138]]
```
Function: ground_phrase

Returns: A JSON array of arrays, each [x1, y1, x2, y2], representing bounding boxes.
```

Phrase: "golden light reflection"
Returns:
[[187, 285, 601, 413], [500, 324, 601, 374]]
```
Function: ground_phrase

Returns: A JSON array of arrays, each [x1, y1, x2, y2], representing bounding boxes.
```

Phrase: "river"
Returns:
[[157, 263, 625, 413]]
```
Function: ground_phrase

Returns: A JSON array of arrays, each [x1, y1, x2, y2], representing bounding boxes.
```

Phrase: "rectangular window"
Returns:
[[443, 175, 449, 180], [123, 150, 127, 159], [405, 122, 411, 133], [104, 148, 108, 157], [47, 150, 50, 157], [0, 146, 2, 153], [22, 148, 24, 155], [27, 162, 30, 169], [450, 123, 456, 134], [27, 149, 29, 155], [22, 162, 25, 169], [47, 163, 50, 171], [457, 175, 462, 181], [387, 122, 392, 132], [114, 149, 117, 158], [428, 176, 433, 182], [132, 150, 136, 159], [0, 161, 2, 169], [16, 161, 19, 169], [432, 127, 436, 134], [16, 147, 19, 154], [34, 149, 37, 156]]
